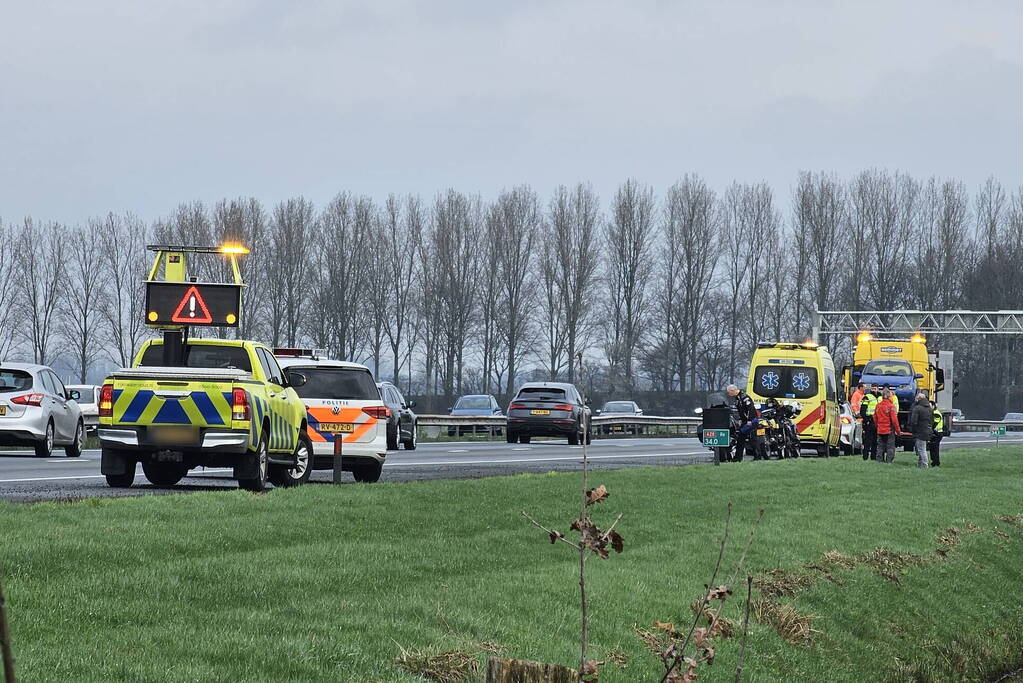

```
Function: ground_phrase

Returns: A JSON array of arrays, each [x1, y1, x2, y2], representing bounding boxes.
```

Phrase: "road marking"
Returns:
[[512, 447, 531, 451], [45, 459, 93, 463], [447, 449, 469, 453], [385, 451, 706, 467], [0, 468, 233, 484]]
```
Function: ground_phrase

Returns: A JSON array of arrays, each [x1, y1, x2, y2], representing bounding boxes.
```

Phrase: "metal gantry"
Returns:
[[812, 310, 1023, 341]]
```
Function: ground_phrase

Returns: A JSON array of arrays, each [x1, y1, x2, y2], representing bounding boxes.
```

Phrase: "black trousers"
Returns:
[[733, 431, 752, 461], [929, 436, 942, 466], [862, 422, 877, 460]]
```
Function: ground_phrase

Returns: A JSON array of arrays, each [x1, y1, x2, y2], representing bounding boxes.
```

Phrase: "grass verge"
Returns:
[[1, 447, 1022, 681]]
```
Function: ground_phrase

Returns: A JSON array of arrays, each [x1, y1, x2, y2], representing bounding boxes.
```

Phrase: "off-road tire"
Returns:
[[352, 460, 382, 483], [34, 421, 54, 458], [65, 420, 85, 457], [142, 460, 188, 488], [269, 435, 312, 487], [239, 435, 269, 492]]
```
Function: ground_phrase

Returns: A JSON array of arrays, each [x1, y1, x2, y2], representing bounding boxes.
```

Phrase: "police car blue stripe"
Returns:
[[192, 392, 224, 425], [122, 390, 155, 423]]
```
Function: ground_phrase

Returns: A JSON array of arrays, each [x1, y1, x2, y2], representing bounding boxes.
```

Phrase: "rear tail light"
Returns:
[[509, 402, 527, 410], [11, 393, 45, 407], [552, 403, 574, 412], [362, 405, 390, 420], [232, 388, 250, 421], [98, 383, 113, 417], [819, 403, 826, 421], [841, 416, 852, 424]]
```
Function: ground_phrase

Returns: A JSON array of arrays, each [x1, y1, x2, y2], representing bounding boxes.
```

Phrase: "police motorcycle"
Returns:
[[755, 398, 802, 459]]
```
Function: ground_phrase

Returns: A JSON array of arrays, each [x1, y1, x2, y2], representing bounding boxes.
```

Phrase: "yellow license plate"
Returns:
[[756, 428, 766, 435], [318, 423, 355, 433], [151, 426, 198, 444], [531, 409, 550, 415], [0, 405, 6, 416]]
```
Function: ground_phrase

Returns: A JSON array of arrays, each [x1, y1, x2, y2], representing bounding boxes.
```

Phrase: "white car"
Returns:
[[1, 363, 85, 457], [67, 384, 100, 432], [275, 351, 389, 482], [839, 402, 863, 455]]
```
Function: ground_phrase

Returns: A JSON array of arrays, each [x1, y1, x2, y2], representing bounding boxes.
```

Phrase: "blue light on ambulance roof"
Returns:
[[768, 359, 805, 364], [785, 393, 795, 398]]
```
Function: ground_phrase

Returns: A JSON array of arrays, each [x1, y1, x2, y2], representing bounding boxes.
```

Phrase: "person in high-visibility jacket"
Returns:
[[929, 400, 944, 467], [850, 382, 866, 418], [859, 384, 879, 461]]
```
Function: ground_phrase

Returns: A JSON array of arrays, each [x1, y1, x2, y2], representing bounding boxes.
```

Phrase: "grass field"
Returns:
[[2, 448, 1022, 682]]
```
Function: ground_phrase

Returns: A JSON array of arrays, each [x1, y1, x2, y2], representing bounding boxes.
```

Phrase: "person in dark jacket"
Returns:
[[727, 384, 757, 462], [907, 393, 932, 468], [928, 400, 944, 467]]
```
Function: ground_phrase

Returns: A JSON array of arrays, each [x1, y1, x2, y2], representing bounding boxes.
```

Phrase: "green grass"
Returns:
[[2, 449, 1023, 682]]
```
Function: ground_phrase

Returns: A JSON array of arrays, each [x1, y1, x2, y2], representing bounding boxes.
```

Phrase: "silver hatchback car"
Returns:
[[0, 363, 85, 457]]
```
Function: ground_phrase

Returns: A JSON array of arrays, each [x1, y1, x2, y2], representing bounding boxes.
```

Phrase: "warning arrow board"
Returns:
[[171, 285, 213, 324], [145, 282, 241, 327]]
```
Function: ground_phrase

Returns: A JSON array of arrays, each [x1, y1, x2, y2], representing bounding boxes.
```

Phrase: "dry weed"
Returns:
[[996, 513, 1023, 527], [393, 644, 480, 683], [753, 569, 817, 597], [858, 547, 928, 583], [751, 599, 819, 647]]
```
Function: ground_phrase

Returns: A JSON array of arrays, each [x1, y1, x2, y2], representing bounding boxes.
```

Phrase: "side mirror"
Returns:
[[286, 371, 307, 388], [68, 390, 81, 401], [636, 409, 643, 415], [585, 398, 592, 406], [594, 409, 602, 416], [407, 400, 416, 409], [694, 407, 704, 415], [914, 373, 924, 379], [447, 406, 453, 413]]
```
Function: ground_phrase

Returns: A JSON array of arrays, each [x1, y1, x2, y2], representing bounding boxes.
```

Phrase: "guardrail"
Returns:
[[951, 420, 1023, 433], [415, 414, 702, 439]]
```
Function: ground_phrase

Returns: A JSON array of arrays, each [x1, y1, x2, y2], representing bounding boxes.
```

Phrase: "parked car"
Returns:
[[67, 384, 100, 433], [950, 408, 964, 422], [506, 382, 591, 445], [448, 394, 503, 436], [596, 400, 644, 434], [1, 363, 85, 458], [276, 351, 389, 483], [1003, 412, 1023, 431], [377, 381, 417, 450], [839, 402, 863, 455]]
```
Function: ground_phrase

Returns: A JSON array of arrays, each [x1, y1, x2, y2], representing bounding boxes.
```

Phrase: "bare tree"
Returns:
[[18, 219, 68, 365], [793, 172, 845, 332], [212, 198, 267, 340], [60, 224, 106, 381], [720, 184, 756, 380], [99, 213, 150, 367], [604, 180, 656, 393], [0, 220, 23, 359], [384, 195, 423, 388], [266, 198, 314, 347], [544, 184, 601, 382], [365, 211, 394, 376], [910, 178, 970, 309]]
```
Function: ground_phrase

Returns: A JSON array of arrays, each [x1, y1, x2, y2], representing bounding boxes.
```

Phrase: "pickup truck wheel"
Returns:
[[352, 460, 382, 483], [386, 423, 399, 450], [142, 460, 188, 488], [65, 421, 85, 457], [269, 435, 312, 487], [239, 435, 269, 492]]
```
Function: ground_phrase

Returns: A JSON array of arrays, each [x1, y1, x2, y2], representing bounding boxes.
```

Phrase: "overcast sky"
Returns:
[[3, 1, 1022, 223]]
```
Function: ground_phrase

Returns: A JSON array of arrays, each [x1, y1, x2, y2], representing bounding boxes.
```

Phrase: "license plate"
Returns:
[[0, 405, 6, 416], [318, 423, 354, 433], [151, 426, 198, 445], [756, 428, 766, 436], [531, 409, 550, 415], [611, 425, 623, 431]]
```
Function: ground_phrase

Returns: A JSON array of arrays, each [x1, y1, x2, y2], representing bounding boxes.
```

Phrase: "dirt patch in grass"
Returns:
[[996, 513, 1023, 527], [753, 568, 818, 597], [751, 599, 819, 647], [856, 546, 929, 583], [394, 645, 481, 683]]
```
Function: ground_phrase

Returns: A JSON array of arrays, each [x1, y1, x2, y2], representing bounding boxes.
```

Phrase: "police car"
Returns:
[[274, 349, 389, 483]]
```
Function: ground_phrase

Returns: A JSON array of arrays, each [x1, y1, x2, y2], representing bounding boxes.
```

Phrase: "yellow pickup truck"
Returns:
[[97, 338, 311, 491]]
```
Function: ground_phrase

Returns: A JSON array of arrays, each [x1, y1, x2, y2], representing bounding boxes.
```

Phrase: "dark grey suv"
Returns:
[[506, 382, 592, 445], [377, 381, 417, 450]]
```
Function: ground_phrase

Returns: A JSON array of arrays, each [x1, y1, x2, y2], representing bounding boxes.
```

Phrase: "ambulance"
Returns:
[[746, 342, 842, 457], [274, 349, 390, 483]]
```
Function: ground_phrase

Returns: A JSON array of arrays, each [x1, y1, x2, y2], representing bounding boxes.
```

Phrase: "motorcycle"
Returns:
[[757, 400, 802, 459]]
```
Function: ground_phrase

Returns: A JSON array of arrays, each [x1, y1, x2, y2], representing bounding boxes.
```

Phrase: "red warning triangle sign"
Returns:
[[170, 286, 214, 324]]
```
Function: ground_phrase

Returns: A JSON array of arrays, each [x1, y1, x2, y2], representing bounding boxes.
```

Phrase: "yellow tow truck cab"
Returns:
[[97, 338, 310, 491], [746, 342, 841, 456]]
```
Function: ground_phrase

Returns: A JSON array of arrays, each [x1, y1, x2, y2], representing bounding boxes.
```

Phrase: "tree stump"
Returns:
[[485, 657, 578, 683]]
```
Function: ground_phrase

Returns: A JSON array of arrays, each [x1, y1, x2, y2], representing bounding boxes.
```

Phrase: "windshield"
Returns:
[[517, 387, 567, 401], [863, 360, 913, 377], [139, 343, 252, 372], [291, 367, 379, 400], [752, 365, 819, 400], [1004, 413, 1023, 422], [0, 370, 33, 392], [603, 402, 634, 412], [455, 396, 491, 410]]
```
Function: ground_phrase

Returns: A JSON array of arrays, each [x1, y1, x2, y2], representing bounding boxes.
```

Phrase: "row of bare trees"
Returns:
[[2, 171, 1022, 411]]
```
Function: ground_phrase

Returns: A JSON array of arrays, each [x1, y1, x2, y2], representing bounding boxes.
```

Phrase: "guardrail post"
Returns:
[[333, 438, 344, 484]]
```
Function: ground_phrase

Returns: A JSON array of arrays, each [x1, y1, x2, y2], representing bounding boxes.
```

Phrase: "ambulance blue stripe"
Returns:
[[192, 393, 224, 425], [153, 400, 190, 425], [122, 391, 154, 423]]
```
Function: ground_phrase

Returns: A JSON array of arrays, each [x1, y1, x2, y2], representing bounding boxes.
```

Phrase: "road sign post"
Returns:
[[990, 424, 1006, 445]]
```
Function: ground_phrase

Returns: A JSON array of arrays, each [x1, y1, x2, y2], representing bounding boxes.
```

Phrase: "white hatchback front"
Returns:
[[276, 355, 390, 483]]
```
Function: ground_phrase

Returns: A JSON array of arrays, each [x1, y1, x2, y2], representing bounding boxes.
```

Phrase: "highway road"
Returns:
[[2, 432, 1022, 503]]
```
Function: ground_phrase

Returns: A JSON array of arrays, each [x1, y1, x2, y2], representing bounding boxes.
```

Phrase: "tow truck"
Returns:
[[97, 245, 311, 491], [842, 333, 953, 447]]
